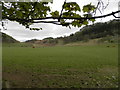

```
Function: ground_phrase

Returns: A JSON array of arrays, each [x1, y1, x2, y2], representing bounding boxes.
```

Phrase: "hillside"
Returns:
[[59, 19, 119, 44], [1, 32, 19, 43], [25, 39, 39, 43], [45, 19, 120, 45], [25, 19, 119, 46], [25, 37, 57, 46]]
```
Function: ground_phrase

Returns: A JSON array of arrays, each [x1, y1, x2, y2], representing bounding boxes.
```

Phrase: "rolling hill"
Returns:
[[25, 19, 120, 45], [1, 32, 19, 43]]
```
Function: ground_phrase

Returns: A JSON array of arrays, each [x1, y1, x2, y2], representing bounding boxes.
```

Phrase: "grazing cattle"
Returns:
[[32, 46, 35, 48], [107, 46, 110, 47], [112, 46, 115, 47]]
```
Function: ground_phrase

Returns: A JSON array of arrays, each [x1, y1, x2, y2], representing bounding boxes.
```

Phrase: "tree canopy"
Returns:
[[2, 1, 120, 30]]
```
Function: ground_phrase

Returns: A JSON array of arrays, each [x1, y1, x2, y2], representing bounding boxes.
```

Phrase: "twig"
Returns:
[[58, 0, 67, 22], [112, 13, 120, 18]]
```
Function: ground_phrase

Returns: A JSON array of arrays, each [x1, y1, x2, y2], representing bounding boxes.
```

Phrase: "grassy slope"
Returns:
[[2, 42, 33, 47], [2, 44, 118, 88], [64, 38, 118, 46], [1, 32, 19, 43]]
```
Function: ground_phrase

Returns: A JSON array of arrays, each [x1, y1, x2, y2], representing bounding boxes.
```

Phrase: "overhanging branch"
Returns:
[[3, 10, 120, 22], [112, 13, 120, 18], [33, 21, 61, 25], [32, 10, 120, 20]]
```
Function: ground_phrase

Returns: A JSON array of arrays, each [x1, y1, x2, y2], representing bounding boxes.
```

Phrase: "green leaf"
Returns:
[[82, 3, 96, 13], [64, 2, 81, 12], [73, 13, 81, 18], [72, 21, 78, 27], [16, 11, 22, 18], [71, 20, 82, 27], [50, 11, 59, 17], [83, 6, 89, 12], [83, 20, 88, 25], [60, 19, 65, 23], [90, 19, 95, 22]]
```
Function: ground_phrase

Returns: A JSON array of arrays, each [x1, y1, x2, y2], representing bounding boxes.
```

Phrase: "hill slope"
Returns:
[[61, 19, 119, 44], [51, 19, 119, 45], [1, 32, 19, 43], [25, 19, 120, 46]]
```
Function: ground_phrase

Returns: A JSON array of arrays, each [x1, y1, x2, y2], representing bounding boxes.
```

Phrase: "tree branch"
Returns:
[[58, 0, 66, 22], [33, 21, 61, 25], [3, 10, 120, 21], [112, 13, 120, 18]]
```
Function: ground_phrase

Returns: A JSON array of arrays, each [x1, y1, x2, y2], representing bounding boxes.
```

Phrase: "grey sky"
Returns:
[[1, 0, 120, 42]]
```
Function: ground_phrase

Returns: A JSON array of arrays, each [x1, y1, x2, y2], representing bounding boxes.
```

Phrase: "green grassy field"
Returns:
[[2, 44, 118, 88]]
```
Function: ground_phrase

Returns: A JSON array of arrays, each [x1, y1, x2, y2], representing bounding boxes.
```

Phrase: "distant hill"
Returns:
[[25, 38, 57, 46], [1, 32, 19, 43], [25, 39, 39, 43], [25, 19, 120, 45], [56, 19, 120, 44]]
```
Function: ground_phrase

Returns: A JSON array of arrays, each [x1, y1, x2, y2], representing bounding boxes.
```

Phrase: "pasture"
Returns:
[[2, 44, 118, 88]]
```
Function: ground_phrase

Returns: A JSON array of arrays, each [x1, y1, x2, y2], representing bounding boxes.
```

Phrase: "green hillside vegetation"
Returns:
[[37, 19, 119, 45], [1, 32, 19, 43], [1, 32, 33, 47], [61, 19, 119, 44], [25, 39, 39, 43], [2, 19, 119, 47]]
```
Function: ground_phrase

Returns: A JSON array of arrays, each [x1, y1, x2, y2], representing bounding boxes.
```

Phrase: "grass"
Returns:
[[2, 44, 118, 88]]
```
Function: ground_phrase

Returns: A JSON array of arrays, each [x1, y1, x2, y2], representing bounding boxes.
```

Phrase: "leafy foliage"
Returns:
[[50, 11, 59, 17], [83, 3, 96, 13], [60, 19, 120, 44], [2, 2, 50, 29], [2, 2, 96, 30], [71, 20, 82, 27], [63, 2, 81, 12]]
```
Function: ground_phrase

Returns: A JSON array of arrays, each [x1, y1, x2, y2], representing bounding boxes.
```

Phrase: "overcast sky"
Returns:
[[1, 0, 120, 42]]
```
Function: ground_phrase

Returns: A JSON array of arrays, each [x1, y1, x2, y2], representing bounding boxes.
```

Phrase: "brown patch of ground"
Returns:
[[2, 70, 93, 88], [2, 67, 118, 88], [3, 71, 32, 88], [98, 66, 118, 74]]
